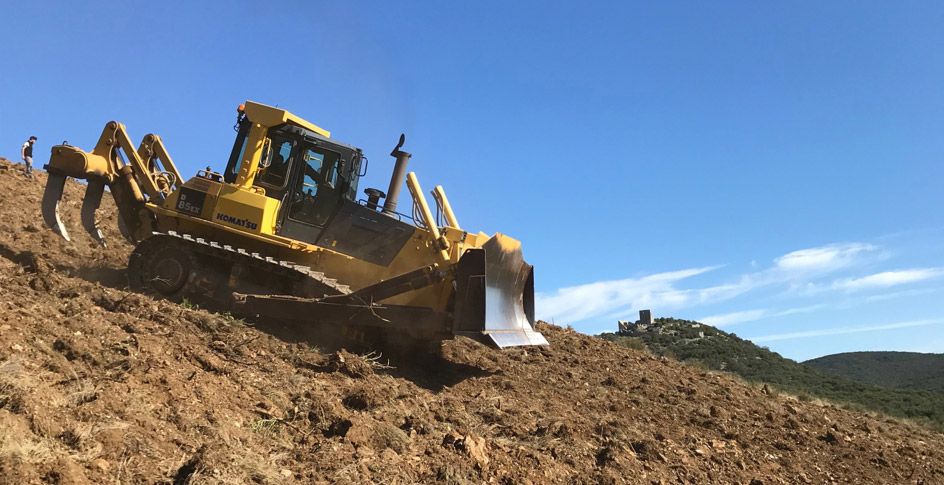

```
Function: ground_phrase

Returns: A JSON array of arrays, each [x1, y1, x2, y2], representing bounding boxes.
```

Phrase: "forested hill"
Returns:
[[805, 351, 944, 393], [599, 317, 944, 431]]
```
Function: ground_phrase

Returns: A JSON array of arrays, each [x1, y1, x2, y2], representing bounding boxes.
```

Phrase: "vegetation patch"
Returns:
[[601, 317, 944, 431]]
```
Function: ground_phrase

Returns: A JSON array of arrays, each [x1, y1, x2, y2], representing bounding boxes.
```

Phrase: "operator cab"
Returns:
[[224, 116, 364, 243], [222, 105, 416, 266]]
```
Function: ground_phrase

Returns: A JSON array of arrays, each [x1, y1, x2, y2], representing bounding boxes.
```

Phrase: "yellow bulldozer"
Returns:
[[40, 102, 547, 348]]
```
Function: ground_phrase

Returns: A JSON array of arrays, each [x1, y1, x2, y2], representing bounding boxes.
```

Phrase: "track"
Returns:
[[127, 231, 351, 309]]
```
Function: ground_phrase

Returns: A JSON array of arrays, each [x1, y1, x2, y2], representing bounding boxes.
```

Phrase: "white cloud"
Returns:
[[773, 243, 877, 274], [536, 266, 722, 325], [749, 318, 944, 343], [537, 240, 935, 331], [832, 268, 944, 292], [729, 242, 881, 296], [699, 304, 826, 327], [700, 309, 768, 327], [863, 287, 942, 303]]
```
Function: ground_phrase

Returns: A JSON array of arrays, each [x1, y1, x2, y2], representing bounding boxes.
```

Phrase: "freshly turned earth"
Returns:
[[0, 158, 941, 484]]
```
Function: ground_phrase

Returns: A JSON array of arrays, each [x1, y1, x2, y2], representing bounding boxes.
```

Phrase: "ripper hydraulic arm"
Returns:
[[42, 121, 181, 245]]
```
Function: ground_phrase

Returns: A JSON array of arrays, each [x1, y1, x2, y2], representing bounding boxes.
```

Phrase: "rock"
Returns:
[[280, 469, 293, 478], [442, 432, 489, 468], [461, 434, 489, 468], [90, 458, 110, 473], [380, 448, 399, 461]]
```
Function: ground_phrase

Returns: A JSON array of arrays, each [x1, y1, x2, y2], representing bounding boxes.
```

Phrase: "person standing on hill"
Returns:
[[21, 136, 37, 178]]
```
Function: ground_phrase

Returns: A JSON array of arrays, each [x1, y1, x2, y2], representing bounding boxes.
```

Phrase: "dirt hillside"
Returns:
[[0, 157, 941, 484]]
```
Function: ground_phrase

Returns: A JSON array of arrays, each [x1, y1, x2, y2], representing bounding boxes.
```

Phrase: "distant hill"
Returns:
[[805, 351, 944, 393], [599, 317, 944, 430]]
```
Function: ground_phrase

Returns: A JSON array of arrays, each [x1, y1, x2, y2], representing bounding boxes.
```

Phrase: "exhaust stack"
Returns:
[[382, 134, 411, 217], [364, 188, 385, 211]]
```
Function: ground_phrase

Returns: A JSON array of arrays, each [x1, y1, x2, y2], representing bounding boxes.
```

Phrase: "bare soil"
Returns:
[[0, 158, 941, 484]]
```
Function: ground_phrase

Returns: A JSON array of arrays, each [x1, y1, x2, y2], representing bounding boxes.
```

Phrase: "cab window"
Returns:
[[223, 121, 251, 183], [256, 138, 294, 189], [288, 146, 340, 227]]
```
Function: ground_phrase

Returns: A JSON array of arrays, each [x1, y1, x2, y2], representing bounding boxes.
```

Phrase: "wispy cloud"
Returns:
[[699, 309, 768, 327], [699, 304, 825, 327], [749, 319, 944, 343], [863, 287, 942, 303], [773, 243, 877, 274], [539, 239, 940, 334], [536, 266, 722, 325], [832, 268, 944, 292], [722, 243, 881, 295], [539, 242, 879, 327]]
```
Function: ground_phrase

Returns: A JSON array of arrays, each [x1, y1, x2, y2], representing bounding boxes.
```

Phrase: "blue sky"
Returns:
[[1, 2, 941, 361]]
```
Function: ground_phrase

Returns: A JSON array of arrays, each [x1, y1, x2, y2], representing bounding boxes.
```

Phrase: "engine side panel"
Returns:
[[316, 201, 416, 266]]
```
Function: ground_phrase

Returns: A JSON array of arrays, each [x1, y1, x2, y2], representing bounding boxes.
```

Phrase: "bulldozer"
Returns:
[[40, 101, 547, 348]]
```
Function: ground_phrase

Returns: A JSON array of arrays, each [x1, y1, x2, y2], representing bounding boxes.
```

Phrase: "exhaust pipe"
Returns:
[[364, 188, 385, 211], [382, 134, 411, 217]]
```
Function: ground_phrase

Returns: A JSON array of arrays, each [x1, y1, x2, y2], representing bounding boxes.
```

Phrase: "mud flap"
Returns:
[[454, 234, 548, 348], [41, 173, 71, 241]]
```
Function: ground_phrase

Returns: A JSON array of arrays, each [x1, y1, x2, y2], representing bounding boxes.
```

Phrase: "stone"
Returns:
[[91, 458, 110, 473], [462, 434, 489, 468]]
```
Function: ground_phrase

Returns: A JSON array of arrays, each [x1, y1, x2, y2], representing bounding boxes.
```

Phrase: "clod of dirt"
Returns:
[[0, 382, 25, 413], [443, 432, 490, 468], [41, 457, 89, 485], [172, 447, 205, 485], [347, 419, 411, 453], [324, 418, 353, 438], [629, 439, 660, 461], [819, 429, 842, 445], [327, 350, 375, 377], [342, 390, 372, 411]]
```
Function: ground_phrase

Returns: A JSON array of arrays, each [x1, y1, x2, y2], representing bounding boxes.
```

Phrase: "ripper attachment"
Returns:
[[41, 122, 181, 246]]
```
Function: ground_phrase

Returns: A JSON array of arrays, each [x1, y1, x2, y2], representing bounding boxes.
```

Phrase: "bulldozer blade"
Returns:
[[454, 234, 548, 348], [81, 178, 107, 247], [41, 173, 71, 242]]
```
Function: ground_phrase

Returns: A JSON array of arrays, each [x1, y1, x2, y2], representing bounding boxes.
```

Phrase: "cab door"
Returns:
[[276, 143, 342, 244]]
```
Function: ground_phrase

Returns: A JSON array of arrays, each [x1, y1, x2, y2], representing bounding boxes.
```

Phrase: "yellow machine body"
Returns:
[[41, 101, 547, 348]]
